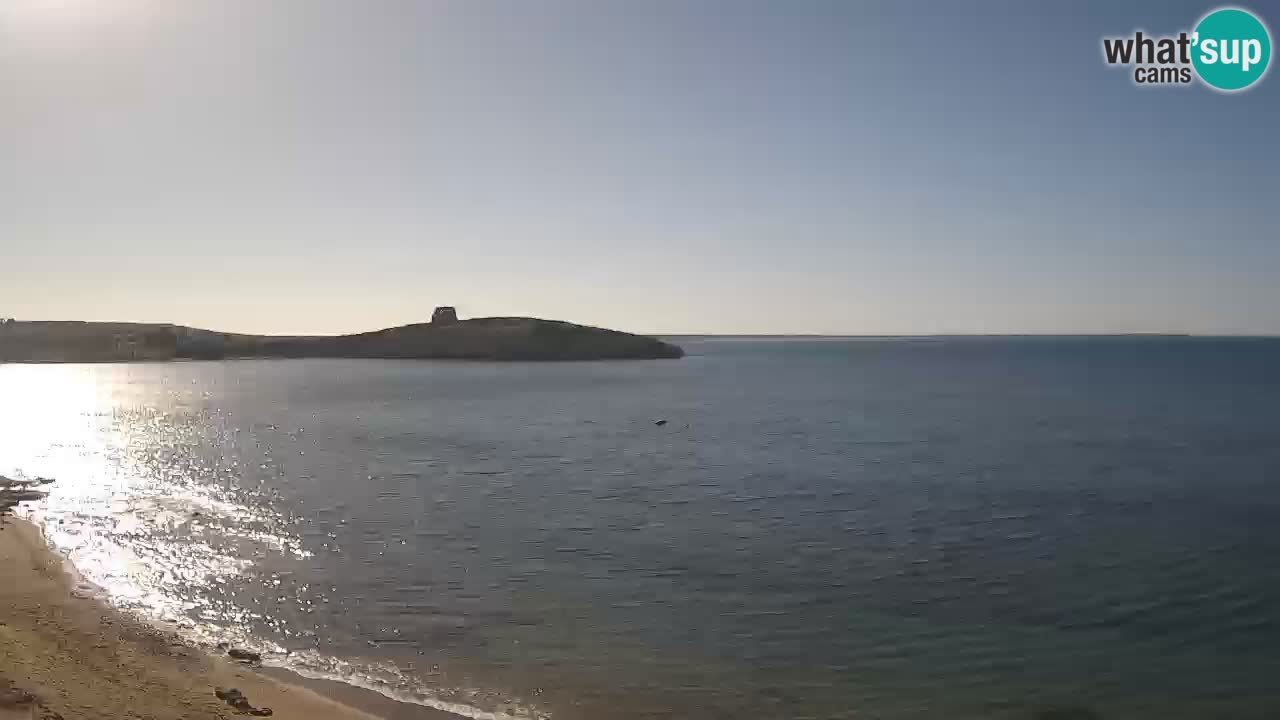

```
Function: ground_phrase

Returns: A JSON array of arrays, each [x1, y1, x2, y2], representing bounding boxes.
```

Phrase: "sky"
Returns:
[[1, 0, 1277, 336]]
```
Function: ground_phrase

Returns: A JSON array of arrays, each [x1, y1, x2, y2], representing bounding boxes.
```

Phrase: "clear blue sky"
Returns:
[[2, 1, 1277, 335]]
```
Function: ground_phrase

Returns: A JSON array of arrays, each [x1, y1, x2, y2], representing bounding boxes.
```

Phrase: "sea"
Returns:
[[2, 337, 1279, 720]]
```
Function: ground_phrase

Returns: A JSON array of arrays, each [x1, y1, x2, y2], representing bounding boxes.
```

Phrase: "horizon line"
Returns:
[[5, 319, 1278, 341]]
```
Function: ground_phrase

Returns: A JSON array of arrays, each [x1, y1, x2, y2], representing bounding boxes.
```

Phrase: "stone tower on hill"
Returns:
[[431, 306, 458, 325]]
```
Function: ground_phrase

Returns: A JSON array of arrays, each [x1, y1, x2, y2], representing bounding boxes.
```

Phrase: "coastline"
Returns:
[[0, 317, 684, 363], [0, 517, 460, 720]]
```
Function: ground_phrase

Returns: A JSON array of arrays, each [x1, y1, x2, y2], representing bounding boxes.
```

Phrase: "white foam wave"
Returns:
[[16, 480, 550, 720]]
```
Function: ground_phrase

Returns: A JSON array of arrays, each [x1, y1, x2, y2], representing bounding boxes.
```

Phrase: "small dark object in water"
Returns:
[[227, 647, 262, 664], [654, 420, 668, 426]]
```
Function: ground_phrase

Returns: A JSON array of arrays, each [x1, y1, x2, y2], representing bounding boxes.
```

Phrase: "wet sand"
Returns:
[[255, 669, 468, 720], [0, 517, 457, 720]]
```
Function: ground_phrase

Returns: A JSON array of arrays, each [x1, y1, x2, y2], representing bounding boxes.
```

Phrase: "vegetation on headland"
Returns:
[[0, 315, 684, 363]]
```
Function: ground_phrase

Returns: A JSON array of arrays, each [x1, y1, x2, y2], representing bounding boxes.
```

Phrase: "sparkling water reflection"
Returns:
[[0, 362, 539, 718]]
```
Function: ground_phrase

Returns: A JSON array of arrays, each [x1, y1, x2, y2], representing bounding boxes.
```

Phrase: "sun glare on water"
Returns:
[[0, 364, 293, 639], [0, 364, 109, 483]]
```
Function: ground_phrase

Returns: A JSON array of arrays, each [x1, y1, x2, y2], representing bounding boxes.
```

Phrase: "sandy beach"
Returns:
[[0, 517, 455, 720]]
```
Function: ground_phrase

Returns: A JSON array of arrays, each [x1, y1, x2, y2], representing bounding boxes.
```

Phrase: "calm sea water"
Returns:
[[3, 338, 1280, 720]]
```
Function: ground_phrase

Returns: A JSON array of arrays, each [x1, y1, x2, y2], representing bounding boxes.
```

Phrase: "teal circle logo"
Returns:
[[1192, 7, 1271, 91]]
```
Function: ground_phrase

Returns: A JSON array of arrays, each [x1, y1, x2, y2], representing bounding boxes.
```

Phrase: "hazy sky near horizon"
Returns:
[[2, 0, 1278, 335]]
